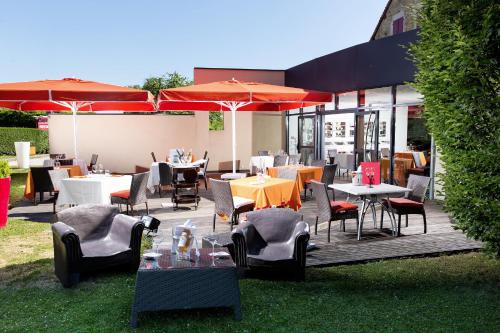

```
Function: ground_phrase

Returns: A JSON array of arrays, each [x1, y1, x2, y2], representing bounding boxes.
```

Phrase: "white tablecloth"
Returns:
[[43, 158, 88, 175], [57, 175, 132, 206], [249, 156, 274, 173]]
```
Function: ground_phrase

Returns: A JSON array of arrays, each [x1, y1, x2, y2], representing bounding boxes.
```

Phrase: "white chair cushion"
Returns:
[[233, 196, 254, 209]]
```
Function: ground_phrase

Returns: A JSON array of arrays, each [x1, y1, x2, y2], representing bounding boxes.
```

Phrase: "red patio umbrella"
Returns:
[[158, 79, 333, 174], [0, 78, 155, 158]]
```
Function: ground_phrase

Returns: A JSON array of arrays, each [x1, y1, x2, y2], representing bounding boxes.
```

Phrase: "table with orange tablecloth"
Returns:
[[380, 157, 414, 186], [230, 176, 302, 211], [267, 166, 323, 192], [24, 165, 83, 200]]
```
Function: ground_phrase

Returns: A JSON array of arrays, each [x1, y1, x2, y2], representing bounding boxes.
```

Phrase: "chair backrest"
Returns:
[[50, 153, 66, 160], [246, 208, 302, 243], [203, 150, 208, 160], [129, 172, 150, 205], [151, 152, 157, 162], [277, 167, 298, 180], [273, 155, 288, 167], [57, 159, 73, 166], [405, 174, 430, 202], [201, 158, 210, 176], [158, 162, 173, 186], [210, 178, 235, 217], [310, 181, 332, 222], [320, 164, 337, 185], [258, 150, 269, 156], [311, 159, 326, 167], [288, 154, 301, 165], [43, 159, 55, 167], [380, 148, 390, 158], [90, 154, 98, 166], [57, 204, 119, 241], [182, 168, 199, 184], [48, 169, 69, 192], [327, 149, 338, 158], [31, 166, 54, 192], [412, 152, 426, 168]]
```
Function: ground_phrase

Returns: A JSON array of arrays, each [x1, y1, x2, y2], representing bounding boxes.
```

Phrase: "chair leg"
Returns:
[[406, 214, 408, 227], [159, 186, 162, 198], [423, 210, 427, 234], [397, 214, 402, 236], [145, 202, 149, 215], [380, 207, 384, 229], [212, 214, 216, 232], [53, 201, 56, 214], [327, 220, 332, 243], [315, 216, 318, 235], [130, 205, 134, 216], [126, 205, 129, 215], [342, 219, 346, 232]]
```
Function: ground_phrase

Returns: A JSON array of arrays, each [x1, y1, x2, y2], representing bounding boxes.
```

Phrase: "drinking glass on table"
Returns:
[[204, 232, 218, 266], [152, 234, 163, 254]]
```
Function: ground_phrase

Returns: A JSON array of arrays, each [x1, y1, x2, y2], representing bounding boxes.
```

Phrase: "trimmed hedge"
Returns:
[[0, 110, 38, 128], [410, 0, 500, 256], [0, 127, 49, 155]]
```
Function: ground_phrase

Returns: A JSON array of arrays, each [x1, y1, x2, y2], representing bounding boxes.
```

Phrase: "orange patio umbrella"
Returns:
[[0, 78, 155, 158], [158, 79, 333, 174]]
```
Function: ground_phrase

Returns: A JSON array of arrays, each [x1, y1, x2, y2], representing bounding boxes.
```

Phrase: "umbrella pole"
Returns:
[[231, 105, 236, 174], [71, 102, 78, 159]]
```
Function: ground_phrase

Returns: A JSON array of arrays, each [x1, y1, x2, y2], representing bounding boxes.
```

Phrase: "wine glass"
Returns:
[[152, 234, 163, 255], [205, 232, 218, 267]]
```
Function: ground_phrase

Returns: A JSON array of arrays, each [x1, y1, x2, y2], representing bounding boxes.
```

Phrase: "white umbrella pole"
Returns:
[[71, 102, 78, 159], [231, 105, 236, 174]]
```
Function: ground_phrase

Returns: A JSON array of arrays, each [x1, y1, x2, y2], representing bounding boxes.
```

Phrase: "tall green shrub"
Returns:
[[410, 0, 500, 256], [0, 127, 49, 155], [0, 110, 38, 128]]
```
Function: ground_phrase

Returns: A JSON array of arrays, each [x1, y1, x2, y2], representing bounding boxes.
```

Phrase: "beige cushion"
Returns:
[[233, 196, 254, 209]]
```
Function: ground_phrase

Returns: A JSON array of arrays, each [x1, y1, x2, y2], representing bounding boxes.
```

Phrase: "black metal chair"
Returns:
[[258, 150, 269, 156], [31, 166, 54, 204], [110, 172, 150, 215], [198, 158, 210, 190], [52, 204, 144, 287], [381, 174, 431, 236], [151, 152, 157, 162], [158, 162, 174, 198], [310, 180, 359, 242], [303, 164, 337, 200], [231, 208, 310, 281], [210, 178, 255, 231], [172, 168, 200, 210], [273, 155, 288, 167], [48, 169, 69, 213]]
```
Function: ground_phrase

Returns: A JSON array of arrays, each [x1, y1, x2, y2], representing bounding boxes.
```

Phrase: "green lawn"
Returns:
[[8, 171, 27, 207], [0, 219, 499, 332]]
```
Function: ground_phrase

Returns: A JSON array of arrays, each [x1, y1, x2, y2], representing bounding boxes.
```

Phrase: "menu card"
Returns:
[[360, 162, 381, 186]]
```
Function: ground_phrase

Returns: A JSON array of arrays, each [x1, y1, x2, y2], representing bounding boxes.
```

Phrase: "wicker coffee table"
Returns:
[[130, 248, 241, 328]]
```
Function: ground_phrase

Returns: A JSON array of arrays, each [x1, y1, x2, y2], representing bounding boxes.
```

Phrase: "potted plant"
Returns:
[[0, 160, 10, 228]]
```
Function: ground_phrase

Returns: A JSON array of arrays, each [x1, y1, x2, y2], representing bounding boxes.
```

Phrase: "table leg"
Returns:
[[370, 196, 377, 228], [357, 196, 368, 240], [384, 195, 397, 236]]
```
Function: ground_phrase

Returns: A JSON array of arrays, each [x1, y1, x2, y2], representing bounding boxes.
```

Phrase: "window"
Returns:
[[335, 122, 346, 137], [209, 111, 224, 131], [392, 12, 405, 35], [380, 121, 387, 137]]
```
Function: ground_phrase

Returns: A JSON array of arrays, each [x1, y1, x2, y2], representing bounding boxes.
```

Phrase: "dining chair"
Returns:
[[49, 153, 66, 160], [210, 178, 255, 232], [303, 164, 337, 200], [380, 174, 431, 236], [277, 167, 298, 180], [311, 159, 326, 167], [151, 152, 157, 162], [198, 158, 210, 190], [172, 168, 200, 210], [158, 162, 174, 198], [110, 172, 149, 215], [273, 155, 288, 167], [258, 150, 269, 156], [88, 154, 98, 171], [30, 166, 54, 205], [288, 154, 301, 165], [48, 169, 69, 213], [310, 180, 359, 242]]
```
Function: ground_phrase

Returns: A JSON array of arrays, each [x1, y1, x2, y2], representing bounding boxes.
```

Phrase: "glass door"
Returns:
[[298, 115, 315, 164]]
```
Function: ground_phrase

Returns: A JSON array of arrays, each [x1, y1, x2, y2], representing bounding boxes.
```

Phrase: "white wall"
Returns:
[[395, 106, 409, 151]]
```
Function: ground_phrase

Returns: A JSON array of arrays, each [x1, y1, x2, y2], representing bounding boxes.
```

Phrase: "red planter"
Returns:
[[0, 177, 10, 228]]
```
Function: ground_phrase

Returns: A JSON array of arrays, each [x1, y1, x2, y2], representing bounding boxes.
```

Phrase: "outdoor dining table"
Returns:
[[56, 174, 132, 206], [230, 176, 301, 211], [248, 155, 274, 173], [23, 165, 83, 200], [267, 166, 323, 192], [329, 183, 411, 240]]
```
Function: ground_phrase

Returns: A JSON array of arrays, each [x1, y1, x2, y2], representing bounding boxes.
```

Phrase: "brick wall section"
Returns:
[[373, 0, 420, 40]]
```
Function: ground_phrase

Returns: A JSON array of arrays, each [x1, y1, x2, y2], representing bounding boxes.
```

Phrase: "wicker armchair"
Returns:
[[288, 154, 301, 165], [30, 166, 54, 204], [48, 169, 69, 213], [210, 178, 254, 231], [231, 208, 310, 281], [110, 172, 149, 215], [52, 204, 144, 288], [303, 164, 337, 200], [381, 174, 430, 236], [273, 155, 288, 167], [310, 180, 359, 242]]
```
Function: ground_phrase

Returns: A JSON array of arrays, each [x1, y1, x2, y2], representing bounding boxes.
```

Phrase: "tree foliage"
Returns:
[[140, 72, 192, 97], [0, 110, 38, 128], [410, 0, 500, 256]]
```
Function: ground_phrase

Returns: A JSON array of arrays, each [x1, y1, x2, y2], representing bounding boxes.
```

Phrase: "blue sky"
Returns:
[[0, 1, 387, 86]]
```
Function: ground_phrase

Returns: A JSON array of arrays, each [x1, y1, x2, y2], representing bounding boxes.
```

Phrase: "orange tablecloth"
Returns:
[[230, 176, 302, 211], [380, 158, 413, 186], [267, 166, 323, 192], [24, 165, 83, 200]]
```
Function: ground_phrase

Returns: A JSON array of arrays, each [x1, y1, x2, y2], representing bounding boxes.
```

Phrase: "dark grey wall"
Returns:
[[285, 30, 418, 93]]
